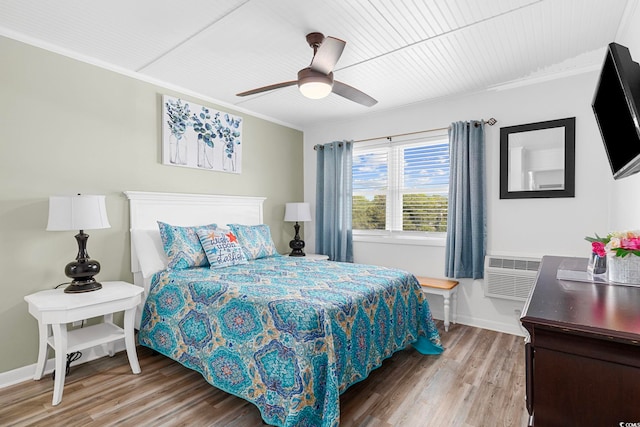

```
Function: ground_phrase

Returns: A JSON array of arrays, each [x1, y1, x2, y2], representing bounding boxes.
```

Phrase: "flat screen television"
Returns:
[[592, 42, 640, 179]]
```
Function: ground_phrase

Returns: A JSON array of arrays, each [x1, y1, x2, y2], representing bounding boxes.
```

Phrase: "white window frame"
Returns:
[[352, 130, 449, 246]]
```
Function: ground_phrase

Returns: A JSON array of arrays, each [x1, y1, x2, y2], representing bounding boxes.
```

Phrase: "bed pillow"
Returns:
[[227, 224, 279, 260], [157, 221, 217, 269], [131, 229, 168, 278], [196, 228, 248, 268]]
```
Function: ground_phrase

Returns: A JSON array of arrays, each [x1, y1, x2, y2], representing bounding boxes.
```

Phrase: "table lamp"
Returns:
[[46, 194, 111, 293], [284, 202, 312, 256]]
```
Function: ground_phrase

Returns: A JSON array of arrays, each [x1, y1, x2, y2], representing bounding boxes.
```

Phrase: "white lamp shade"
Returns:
[[47, 195, 111, 231], [284, 202, 312, 222]]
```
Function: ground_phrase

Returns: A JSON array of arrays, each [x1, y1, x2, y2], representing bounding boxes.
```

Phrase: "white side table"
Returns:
[[24, 281, 143, 405], [415, 276, 459, 332], [286, 253, 329, 260]]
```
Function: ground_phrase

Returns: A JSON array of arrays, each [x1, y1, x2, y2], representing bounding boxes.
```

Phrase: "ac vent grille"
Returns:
[[484, 256, 541, 301], [488, 257, 540, 271]]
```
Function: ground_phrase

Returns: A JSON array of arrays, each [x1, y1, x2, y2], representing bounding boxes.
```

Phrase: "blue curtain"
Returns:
[[445, 121, 486, 279], [315, 141, 353, 262]]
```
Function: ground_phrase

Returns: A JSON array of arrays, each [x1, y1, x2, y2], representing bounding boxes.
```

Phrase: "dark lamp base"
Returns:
[[289, 232, 306, 256], [64, 252, 102, 293], [64, 280, 102, 293], [289, 249, 306, 257], [62, 231, 103, 293]]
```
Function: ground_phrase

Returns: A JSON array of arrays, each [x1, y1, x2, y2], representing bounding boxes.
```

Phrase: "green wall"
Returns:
[[0, 36, 304, 374]]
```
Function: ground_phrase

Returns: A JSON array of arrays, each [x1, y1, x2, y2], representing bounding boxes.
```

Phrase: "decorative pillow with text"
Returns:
[[197, 228, 248, 268]]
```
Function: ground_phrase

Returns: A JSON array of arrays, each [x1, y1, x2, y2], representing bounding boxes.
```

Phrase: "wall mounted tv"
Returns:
[[592, 42, 640, 179]]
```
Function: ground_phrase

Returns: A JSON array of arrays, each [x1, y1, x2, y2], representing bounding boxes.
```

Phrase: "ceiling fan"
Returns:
[[236, 32, 377, 107]]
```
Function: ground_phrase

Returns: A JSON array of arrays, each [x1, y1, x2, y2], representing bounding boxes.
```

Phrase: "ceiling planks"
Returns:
[[0, 0, 632, 128]]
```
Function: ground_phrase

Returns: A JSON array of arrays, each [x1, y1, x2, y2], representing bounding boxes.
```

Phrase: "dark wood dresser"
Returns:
[[521, 255, 640, 426]]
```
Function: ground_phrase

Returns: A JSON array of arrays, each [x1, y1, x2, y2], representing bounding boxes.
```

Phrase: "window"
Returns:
[[352, 133, 449, 238]]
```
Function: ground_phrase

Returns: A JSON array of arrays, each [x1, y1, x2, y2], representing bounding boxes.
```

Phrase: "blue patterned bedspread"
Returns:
[[138, 256, 442, 426]]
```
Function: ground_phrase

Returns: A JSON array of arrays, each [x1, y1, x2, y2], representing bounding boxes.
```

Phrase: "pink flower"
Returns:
[[621, 237, 640, 250], [596, 230, 640, 258], [592, 241, 606, 257]]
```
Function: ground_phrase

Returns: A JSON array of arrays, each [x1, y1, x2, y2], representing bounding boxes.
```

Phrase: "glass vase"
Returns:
[[170, 134, 188, 165], [588, 252, 607, 278], [197, 140, 213, 169]]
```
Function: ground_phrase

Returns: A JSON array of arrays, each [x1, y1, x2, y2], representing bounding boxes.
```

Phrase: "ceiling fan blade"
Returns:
[[236, 81, 297, 97], [333, 81, 377, 107], [310, 36, 346, 75]]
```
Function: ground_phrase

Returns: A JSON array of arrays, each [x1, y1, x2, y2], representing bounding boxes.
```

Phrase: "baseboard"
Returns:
[[0, 341, 126, 389], [455, 314, 527, 337], [430, 310, 527, 337]]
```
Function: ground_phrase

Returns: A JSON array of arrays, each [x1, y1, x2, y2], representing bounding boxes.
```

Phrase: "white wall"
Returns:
[[303, 71, 611, 336]]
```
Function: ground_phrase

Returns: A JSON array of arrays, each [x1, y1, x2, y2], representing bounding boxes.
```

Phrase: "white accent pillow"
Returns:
[[196, 228, 247, 268], [131, 229, 168, 278]]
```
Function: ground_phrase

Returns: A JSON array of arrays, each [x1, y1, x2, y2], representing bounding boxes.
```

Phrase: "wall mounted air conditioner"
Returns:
[[484, 255, 541, 301]]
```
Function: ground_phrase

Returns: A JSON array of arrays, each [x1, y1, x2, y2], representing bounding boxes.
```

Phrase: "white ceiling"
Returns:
[[0, 0, 635, 130]]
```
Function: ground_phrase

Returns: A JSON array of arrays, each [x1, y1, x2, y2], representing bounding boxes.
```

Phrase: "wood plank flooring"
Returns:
[[0, 321, 529, 427]]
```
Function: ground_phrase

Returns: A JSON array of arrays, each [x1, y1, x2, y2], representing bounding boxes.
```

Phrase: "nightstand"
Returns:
[[286, 253, 329, 260], [24, 281, 143, 405]]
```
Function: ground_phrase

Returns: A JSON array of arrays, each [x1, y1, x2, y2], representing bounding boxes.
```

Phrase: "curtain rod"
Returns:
[[353, 117, 497, 143]]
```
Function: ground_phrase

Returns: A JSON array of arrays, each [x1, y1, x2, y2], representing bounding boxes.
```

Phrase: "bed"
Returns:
[[124, 191, 443, 427]]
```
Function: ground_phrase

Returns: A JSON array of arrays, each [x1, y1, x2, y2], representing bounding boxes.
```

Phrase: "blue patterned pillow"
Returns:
[[196, 228, 247, 268], [157, 221, 217, 269], [228, 224, 280, 260]]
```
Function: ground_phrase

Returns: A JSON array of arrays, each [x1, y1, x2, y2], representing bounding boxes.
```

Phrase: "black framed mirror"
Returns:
[[500, 117, 575, 199]]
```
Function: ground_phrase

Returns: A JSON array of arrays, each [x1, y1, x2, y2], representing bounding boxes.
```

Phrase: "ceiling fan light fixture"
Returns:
[[237, 34, 375, 106], [299, 81, 332, 99], [298, 68, 333, 99]]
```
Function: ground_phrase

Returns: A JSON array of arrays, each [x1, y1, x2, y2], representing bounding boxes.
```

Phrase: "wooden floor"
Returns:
[[0, 321, 528, 427]]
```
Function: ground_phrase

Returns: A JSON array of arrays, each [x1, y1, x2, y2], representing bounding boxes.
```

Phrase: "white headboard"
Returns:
[[125, 191, 265, 229], [124, 191, 266, 327]]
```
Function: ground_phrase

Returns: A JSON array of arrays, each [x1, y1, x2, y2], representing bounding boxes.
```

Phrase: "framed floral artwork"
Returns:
[[162, 95, 242, 173]]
